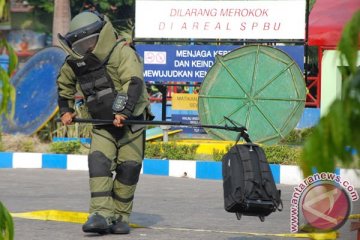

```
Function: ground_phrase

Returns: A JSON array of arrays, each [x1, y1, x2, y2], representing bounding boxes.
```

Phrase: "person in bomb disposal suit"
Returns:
[[56, 11, 153, 234]]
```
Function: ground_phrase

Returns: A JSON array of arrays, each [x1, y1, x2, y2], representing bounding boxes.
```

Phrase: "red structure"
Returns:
[[307, 0, 360, 107]]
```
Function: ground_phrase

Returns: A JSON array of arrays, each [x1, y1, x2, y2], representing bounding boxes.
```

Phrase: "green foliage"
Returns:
[[25, 0, 135, 41], [212, 144, 232, 161], [309, 0, 316, 11], [301, 11, 360, 176], [146, 142, 301, 165], [26, 0, 53, 12], [0, 39, 17, 118], [263, 145, 302, 165], [338, 12, 360, 74], [49, 141, 81, 154], [26, 0, 134, 18], [20, 140, 35, 152], [162, 143, 199, 160], [145, 142, 161, 158], [280, 128, 314, 145], [37, 104, 93, 142], [52, 121, 93, 140], [145, 142, 199, 160], [36, 119, 57, 142], [212, 148, 224, 162], [0, 201, 14, 240], [213, 144, 301, 165]]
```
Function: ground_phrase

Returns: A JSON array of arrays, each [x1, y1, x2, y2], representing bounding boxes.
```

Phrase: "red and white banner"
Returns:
[[135, 0, 306, 39]]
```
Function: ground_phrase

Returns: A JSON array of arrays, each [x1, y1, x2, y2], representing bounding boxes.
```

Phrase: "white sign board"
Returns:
[[135, 0, 306, 39]]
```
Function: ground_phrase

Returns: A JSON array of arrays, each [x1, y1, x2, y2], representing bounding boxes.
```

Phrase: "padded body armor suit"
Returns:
[[56, 15, 152, 224]]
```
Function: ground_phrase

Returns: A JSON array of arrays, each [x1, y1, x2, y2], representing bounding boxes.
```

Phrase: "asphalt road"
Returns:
[[0, 169, 358, 240]]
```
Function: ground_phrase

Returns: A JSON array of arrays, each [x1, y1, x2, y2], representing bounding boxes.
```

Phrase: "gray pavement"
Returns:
[[0, 169, 358, 240]]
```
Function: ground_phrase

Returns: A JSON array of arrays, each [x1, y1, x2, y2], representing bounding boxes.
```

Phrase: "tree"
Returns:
[[26, 0, 135, 42], [301, 11, 360, 176], [0, 39, 16, 240], [0, 201, 14, 240], [52, 0, 70, 46], [27, 1, 134, 27], [0, 38, 16, 117]]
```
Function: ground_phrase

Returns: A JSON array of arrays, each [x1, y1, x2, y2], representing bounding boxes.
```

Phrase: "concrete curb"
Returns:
[[0, 152, 359, 187]]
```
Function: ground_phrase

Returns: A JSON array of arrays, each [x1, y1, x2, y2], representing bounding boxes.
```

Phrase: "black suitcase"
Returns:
[[221, 132, 283, 222]]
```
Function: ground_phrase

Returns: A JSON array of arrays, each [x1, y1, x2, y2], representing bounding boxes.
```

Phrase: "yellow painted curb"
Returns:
[[349, 214, 360, 219], [11, 210, 142, 228]]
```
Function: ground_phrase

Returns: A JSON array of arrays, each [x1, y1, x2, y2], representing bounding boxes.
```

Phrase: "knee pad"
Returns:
[[88, 151, 113, 178], [115, 161, 142, 185]]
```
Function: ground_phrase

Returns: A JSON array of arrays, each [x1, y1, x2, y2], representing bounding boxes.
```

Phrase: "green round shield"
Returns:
[[198, 45, 306, 144]]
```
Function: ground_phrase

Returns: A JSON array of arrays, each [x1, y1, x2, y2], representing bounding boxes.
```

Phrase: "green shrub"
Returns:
[[164, 143, 199, 160], [300, 127, 315, 140], [21, 140, 35, 152], [280, 128, 314, 145], [213, 144, 232, 161], [280, 130, 301, 144], [212, 148, 224, 162], [145, 142, 162, 158], [145, 142, 199, 160], [0, 201, 14, 240], [213, 144, 300, 165], [49, 141, 81, 154], [146, 142, 301, 165], [263, 145, 301, 165]]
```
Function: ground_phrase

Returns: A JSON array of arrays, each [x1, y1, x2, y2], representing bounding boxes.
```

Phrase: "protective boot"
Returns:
[[82, 213, 111, 234], [110, 218, 130, 234]]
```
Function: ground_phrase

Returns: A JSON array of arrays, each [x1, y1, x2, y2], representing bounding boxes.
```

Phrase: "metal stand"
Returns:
[[160, 125, 171, 142]]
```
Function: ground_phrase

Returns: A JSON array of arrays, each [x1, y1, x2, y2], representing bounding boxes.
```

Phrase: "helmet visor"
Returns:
[[72, 33, 99, 56]]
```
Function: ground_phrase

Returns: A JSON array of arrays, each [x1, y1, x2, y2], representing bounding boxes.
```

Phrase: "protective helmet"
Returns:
[[64, 11, 105, 55]]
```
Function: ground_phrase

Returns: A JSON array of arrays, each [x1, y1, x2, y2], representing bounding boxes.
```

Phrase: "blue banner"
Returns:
[[136, 44, 304, 82], [171, 114, 206, 134]]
